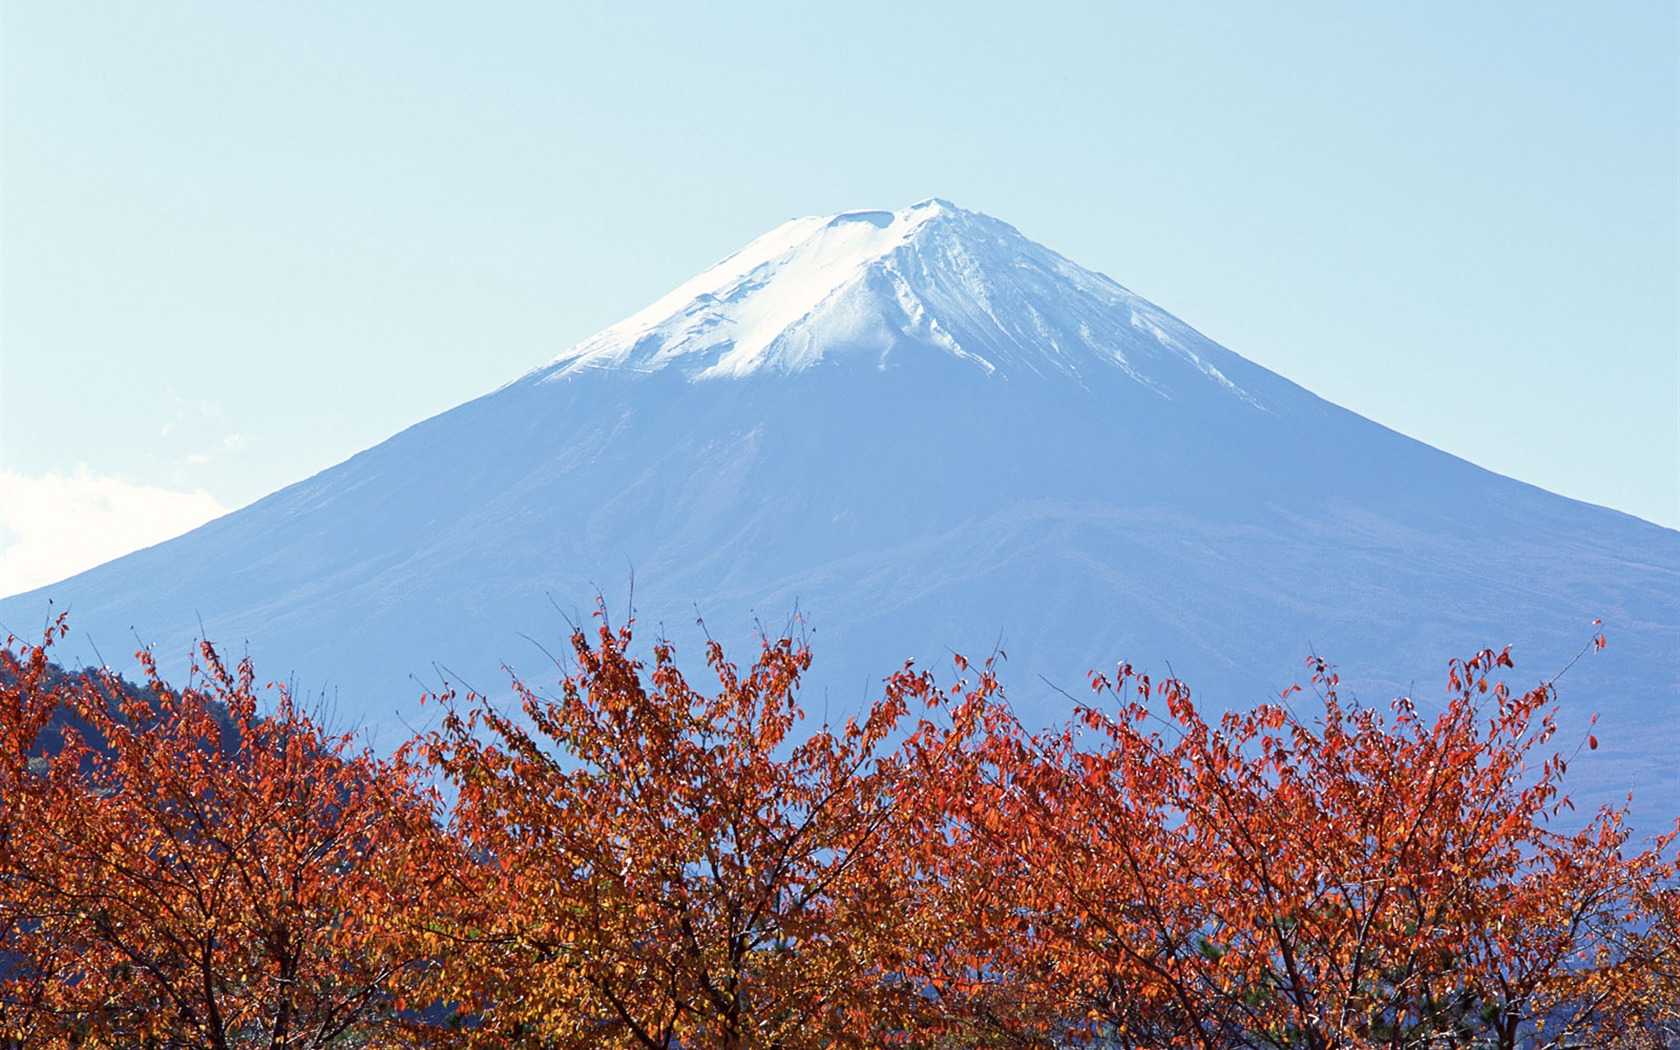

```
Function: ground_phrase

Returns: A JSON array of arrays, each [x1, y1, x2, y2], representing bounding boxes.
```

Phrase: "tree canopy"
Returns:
[[2, 614, 1674, 1049]]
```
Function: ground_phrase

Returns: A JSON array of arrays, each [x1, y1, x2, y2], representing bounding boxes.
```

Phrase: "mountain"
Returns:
[[6, 199, 1676, 820]]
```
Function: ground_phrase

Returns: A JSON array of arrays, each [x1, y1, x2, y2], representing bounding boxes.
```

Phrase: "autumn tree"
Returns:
[[0, 625, 441, 1049], [0, 623, 72, 1049], [914, 643, 1678, 1050], [7, 608, 1673, 1050], [408, 610, 939, 1050]]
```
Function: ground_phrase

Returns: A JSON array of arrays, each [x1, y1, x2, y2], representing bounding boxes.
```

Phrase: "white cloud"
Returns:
[[183, 432, 251, 467], [160, 394, 226, 438], [0, 468, 229, 598]]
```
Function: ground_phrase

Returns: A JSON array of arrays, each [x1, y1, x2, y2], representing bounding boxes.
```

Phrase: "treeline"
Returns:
[[2, 613, 1676, 1049]]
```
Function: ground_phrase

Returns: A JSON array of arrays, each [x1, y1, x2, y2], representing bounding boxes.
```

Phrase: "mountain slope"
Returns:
[[7, 200, 1675, 818]]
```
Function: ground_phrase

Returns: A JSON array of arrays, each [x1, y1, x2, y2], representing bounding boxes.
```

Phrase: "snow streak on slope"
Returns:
[[542, 199, 1255, 402]]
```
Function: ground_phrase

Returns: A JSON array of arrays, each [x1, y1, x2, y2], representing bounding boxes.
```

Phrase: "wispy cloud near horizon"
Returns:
[[0, 469, 229, 599]]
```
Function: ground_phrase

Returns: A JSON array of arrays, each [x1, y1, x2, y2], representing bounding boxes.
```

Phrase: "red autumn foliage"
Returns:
[[906, 644, 1679, 1049], [0, 619, 440, 1049], [3, 613, 1674, 1049], [405, 610, 937, 1049]]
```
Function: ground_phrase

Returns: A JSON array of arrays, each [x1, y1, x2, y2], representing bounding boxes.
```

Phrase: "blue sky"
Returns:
[[2, 2, 1675, 595]]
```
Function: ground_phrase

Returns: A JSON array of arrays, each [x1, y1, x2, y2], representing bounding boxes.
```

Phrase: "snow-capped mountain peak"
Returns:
[[537, 199, 1252, 400], [7, 198, 1674, 825]]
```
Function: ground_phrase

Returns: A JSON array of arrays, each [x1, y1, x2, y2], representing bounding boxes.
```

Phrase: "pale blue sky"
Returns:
[[2, 2, 1675, 593]]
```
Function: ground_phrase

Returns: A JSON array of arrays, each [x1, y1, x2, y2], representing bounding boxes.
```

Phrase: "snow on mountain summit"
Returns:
[[538, 199, 1256, 401], [5, 195, 1674, 823]]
